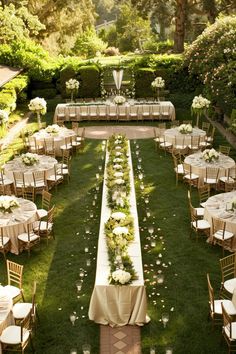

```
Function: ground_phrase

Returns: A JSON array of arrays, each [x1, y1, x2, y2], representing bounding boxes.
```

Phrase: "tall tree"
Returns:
[[173, 0, 187, 52]]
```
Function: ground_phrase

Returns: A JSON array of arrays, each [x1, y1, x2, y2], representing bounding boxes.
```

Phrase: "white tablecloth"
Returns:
[[204, 191, 236, 250], [0, 198, 38, 254], [4, 155, 57, 184], [54, 101, 176, 122], [185, 152, 235, 186], [164, 127, 206, 146], [33, 127, 76, 156], [89, 142, 148, 327], [0, 287, 14, 354]]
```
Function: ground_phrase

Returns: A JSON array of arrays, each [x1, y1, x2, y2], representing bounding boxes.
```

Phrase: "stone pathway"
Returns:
[[0, 115, 29, 149], [100, 325, 141, 354], [79, 125, 155, 139]]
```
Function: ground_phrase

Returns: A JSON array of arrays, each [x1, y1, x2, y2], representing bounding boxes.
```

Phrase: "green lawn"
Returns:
[[0, 100, 234, 353]]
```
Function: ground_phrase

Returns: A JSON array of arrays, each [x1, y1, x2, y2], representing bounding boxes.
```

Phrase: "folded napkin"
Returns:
[[206, 203, 219, 209], [219, 212, 232, 219]]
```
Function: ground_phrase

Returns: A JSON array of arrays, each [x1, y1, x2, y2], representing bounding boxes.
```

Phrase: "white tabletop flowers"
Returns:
[[28, 97, 47, 128], [105, 134, 136, 285], [151, 76, 165, 101], [178, 123, 193, 134], [45, 124, 60, 135], [191, 94, 210, 127], [201, 148, 219, 163], [113, 95, 126, 105], [0, 196, 19, 214], [21, 153, 39, 166], [66, 78, 80, 102]]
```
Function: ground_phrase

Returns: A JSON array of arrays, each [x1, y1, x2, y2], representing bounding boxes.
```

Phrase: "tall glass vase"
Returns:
[[36, 111, 42, 129], [70, 91, 74, 103]]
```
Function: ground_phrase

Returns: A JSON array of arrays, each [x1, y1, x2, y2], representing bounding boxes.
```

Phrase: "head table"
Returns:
[[0, 197, 38, 254], [53, 100, 176, 122], [33, 127, 76, 156], [164, 127, 206, 147], [204, 191, 236, 251], [184, 151, 235, 186], [0, 287, 14, 354], [4, 155, 57, 185]]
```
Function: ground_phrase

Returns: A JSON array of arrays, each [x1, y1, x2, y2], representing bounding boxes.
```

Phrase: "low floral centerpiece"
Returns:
[[45, 124, 60, 135], [113, 95, 126, 105], [178, 123, 193, 134], [191, 94, 210, 126], [21, 152, 39, 166], [110, 269, 132, 285], [66, 78, 80, 102], [0, 196, 19, 213], [151, 76, 165, 101], [28, 97, 47, 128], [201, 148, 219, 163]]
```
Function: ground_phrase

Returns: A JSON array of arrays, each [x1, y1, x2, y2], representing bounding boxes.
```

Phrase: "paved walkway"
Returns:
[[79, 125, 155, 139], [0, 115, 29, 149]]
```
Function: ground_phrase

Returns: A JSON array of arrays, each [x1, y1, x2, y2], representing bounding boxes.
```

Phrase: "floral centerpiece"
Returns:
[[21, 152, 39, 166], [191, 94, 210, 127], [201, 148, 219, 163], [178, 124, 193, 134], [113, 95, 126, 105], [0, 110, 8, 138], [28, 97, 47, 129], [151, 76, 165, 101], [66, 78, 79, 102], [0, 196, 19, 213], [110, 269, 131, 285], [45, 124, 60, 135]]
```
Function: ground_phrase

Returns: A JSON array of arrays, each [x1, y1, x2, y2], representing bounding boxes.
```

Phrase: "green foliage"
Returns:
[[59, 65, 78, 98], [135, 68, 155, 97], [78, 65, 101, 98], [73, 28, 107, 58], [31, 88, 57, 99], [184, 16, 236, 115], [0, 74, 29, 112]]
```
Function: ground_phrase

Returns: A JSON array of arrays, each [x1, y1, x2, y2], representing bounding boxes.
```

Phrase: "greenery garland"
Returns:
[[105, 134, 137, 285]]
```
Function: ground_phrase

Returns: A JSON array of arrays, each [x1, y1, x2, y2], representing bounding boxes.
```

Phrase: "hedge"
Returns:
[[134, 68, 155, 98], [0, 74, 29, 112], [78, 65, 101, 98], [31, 88, 57, 99]]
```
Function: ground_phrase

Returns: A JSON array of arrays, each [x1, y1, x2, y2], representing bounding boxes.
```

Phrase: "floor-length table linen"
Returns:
[[0, 287, 14, 354], [54, 101, 176, 122], [33, 127, 76, 156], [184, 152, 235, 186], [0, 198, 38, 254], [4, 155, 57, 185], [204, 191, 236, 250], [88, 142, 148, 327]]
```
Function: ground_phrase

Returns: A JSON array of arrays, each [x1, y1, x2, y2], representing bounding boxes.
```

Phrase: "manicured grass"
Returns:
[[0, 99, 234, 353]]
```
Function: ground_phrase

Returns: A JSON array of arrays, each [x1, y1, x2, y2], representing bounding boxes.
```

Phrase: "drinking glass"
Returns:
[[162, 313, 169, 328], [148, 226, 154, 236], [82, 344, 91, 354], [76, 280, 82, 292], [70, 313, 76, 326], [70, 349, 77, 354]]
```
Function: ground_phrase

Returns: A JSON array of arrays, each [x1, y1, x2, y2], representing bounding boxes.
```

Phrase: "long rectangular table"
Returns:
[[88, 141, 148, 327], [54, 101, 175, 123]]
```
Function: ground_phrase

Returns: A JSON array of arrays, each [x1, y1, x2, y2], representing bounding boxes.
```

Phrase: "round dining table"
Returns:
[[4, 155, 57, 185], [204, 190, 236, 251], [164, 127, 206, 147], [184, 151, 235, 186], [0, 197, 38, 254], [33, 126, 76, 156], [0, 287, 14, 354]]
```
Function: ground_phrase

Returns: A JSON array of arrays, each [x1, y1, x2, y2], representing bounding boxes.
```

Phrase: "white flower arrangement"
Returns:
[[114, 178, 125, 185], [178, 124, 193, 134], [45, 124, 60, 134], [115, 152, 122, 156], [111, 269, 131, 285], [201, 148, 219, 163], [66, 78, 80, 91], [115, 146, 122, 150], [28, 97, 47, 114], [151, 76, 165, 89], [0, 196, 19, 213], [111, 212, 126, 221], [21, 153, 39, 166], [192, 95, 210, 110], [113, 226, 129, 236], [113, 158, 123, 163], [114, 172, 124, 178], [113, 95, 126, 105], [0, 110, 8, 125], [113, 164, 122, 169]]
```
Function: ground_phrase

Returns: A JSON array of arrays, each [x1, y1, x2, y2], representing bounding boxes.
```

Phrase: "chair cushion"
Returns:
[[4, 285, 21, 299], [60, 144, 72, 150], [37, 208, 48, 219], [184, 173, 199, 180], [18, 232, 40, 243], [0, 236, 10, 247], [196, 207, 204, 217], [160, 142, 172, 148], [47, 176, 63, 182], [220, 176, 234, 183], [204, 178, 218, 184], [212, 299, 236, 315], [224, 322, 236, 340], [192, 219, 210, 230], [0, 177, 13, 186], [0, 325, 29, 345], [34, 221, 53, 232], [175, 165, 184, 174], [213, 229, 234, 241], [12, 303, 32, 320]]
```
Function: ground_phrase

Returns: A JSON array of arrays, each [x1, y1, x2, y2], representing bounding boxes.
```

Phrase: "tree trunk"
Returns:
[[173, 0, 187, 53]]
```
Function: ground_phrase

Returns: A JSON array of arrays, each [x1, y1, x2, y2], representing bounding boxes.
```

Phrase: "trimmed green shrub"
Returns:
[[59, 65, 78, 98], [31, 88, 57, 99], [134, 68, 155, 97], [78, 65, 101, 98], [0, 74, 29, 111], [4, 74, 29, 94], [169, 92, 195, 108], [0, 89, 17, 112]]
